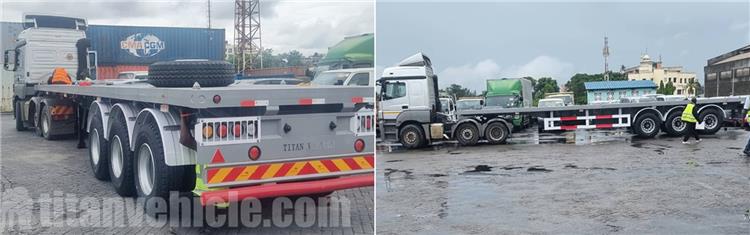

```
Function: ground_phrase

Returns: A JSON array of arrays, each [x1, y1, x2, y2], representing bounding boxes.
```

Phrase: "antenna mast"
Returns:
[[603, 36, 610, 81]]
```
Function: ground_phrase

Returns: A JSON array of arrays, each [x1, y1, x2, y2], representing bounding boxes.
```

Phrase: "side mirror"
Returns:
[[3, 49, 16, 71]]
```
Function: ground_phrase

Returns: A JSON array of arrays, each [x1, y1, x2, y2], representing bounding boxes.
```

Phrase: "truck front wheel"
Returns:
[[134, 116, 190, 217], [399, 124, 424, 149], [485, 122, 509, 144], [455, 123, 479, 146], [14, 101, 26, 131]]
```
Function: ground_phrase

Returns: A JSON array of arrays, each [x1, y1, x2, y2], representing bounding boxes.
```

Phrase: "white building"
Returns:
[[623, 54, 696, 95]]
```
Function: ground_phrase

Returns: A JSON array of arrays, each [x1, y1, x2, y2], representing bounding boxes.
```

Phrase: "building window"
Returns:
[[736, 67, 750, 77], [607, 91, 614, 100], [677, 89, 682, 95], [620, 91, 626, 97], [720, 71, 732, 79], [595, 92, 601, 101], [707, 73, 717, 81]]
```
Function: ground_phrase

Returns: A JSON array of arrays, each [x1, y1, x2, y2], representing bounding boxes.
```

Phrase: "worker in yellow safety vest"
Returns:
[[744, 109, 750, 156], [681, 97, 701, 144]]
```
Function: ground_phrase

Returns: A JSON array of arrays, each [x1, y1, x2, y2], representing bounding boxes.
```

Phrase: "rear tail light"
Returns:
[[248, 146, 261, 160], [195, 117, 260, 146], [354, 139, 365, 152], [202, 124, 214, 139], [218, 124, 228, 138], [353, 112, 375, 136]]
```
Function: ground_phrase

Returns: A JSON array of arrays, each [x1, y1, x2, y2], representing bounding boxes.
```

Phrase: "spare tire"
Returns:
[[148, 60, 235, 87]]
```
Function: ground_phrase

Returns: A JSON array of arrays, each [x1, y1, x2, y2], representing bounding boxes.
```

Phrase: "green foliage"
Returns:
[[658, 81, 676, 95], [531, 77, 560, 106], [443, 84, 477, 99], [564, 72, 626, 105]]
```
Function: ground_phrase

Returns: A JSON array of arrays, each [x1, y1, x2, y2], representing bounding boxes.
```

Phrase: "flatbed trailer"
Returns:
[[27, 81, 376, 206], [6, 15, 375, 214], [377, 53, 749, 148], [447, 96, 748, 146]]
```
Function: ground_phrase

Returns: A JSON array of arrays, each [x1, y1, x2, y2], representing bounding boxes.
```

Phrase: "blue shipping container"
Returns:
[[87, 25, 224, 65]]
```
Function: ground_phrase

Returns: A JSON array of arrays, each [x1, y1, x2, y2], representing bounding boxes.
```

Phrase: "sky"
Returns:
[[1, 0, 374, 55], [376, 1, 750, 92]]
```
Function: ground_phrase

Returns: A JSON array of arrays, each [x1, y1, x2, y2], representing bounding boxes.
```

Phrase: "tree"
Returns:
[[532, 77, 560, 106], [444, 84, 477, 99], [686, 78, 701, 96], [664, 81, 676, 95], [658, 80, 665, 94]]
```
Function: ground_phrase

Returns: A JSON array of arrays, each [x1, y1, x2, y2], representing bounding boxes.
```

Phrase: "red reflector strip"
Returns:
[[561, 125, 577, 130], [596, 124, 614, 128], [595, 115, 613, 119], [210, 149, 226, 164], [560, 116, 577, 121], [298, 98, 325, 105], [240, 100, 269, 107], [352, 97, 364, 103], [240, 100, 256, 107]]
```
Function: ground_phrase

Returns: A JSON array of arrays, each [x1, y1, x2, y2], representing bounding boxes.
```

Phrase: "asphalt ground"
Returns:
[[377, 127, 750, 234], [0, 113, 373, 234]]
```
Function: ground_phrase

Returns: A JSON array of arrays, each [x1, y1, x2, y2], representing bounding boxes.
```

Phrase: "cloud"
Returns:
[[437, 56, 574, 92], [1, 0, 372, 55]]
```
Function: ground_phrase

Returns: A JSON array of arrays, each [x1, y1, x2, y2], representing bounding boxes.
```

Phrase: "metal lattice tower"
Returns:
[[603, 36, 610, 81], [234, 0, 262, 73]]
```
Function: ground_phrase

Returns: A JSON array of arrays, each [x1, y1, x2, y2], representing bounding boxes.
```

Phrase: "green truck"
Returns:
[[484, 78, 533, 129], [315, 33, 374, 73]]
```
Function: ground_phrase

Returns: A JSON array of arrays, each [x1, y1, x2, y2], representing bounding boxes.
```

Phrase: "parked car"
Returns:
[[116, 71, 148, 80], [243, 78, 304, 85], [311, 68, 373, 86]]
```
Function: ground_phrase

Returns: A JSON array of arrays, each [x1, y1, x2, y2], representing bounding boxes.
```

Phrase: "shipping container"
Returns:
[[88, 25, 224, 65]]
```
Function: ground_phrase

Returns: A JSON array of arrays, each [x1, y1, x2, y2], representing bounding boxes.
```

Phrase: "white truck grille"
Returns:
[[195, 117, 260, 146]]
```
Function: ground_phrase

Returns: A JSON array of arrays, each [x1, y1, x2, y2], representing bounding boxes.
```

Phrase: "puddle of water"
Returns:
[[527, 166, 553, 172], [428, 173, 447, 177], [501, 166, 524, 170], [386, 160, 403, 163], [727, 147, 742, 150], [705, 161, 728, 165], [465, 165, 493, 173]]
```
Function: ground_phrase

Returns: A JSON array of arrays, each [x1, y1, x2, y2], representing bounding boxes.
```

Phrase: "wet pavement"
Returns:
[[376, 129, 750, 234]]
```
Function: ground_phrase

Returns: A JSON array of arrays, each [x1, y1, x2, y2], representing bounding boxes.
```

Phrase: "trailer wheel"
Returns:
[[14, 101, 26, 131], [109, 114, 136, 196], [455, 123, 479, 146], [147, 60, 235, 88], [697, 109, 723, 135], [633, 113, 661, 138], [399, 124, 424, 149], [485, 122, 509, 144], [134, 116, 190, 217], [663, 111, 687, 137], [89, 112, 110, 181]]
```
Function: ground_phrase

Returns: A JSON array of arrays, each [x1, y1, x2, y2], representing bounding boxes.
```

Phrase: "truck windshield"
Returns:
[[312, 72, 351, 85], [485, 95, 517, 108]]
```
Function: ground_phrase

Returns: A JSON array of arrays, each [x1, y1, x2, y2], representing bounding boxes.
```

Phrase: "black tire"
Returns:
[[39, 106, 56, 140], [134, 116, 191, 217], [35, 106, 44, 137], [697, 109, 723, 135], [147, 60, 235, 88], [109, 112, 136, 196], [455, 123, 479, 146], [485, 122, 509, 145], [89, 111, 110, 181], [14, 101, 26, 131], [633, 113, 661, 138], [663, 111, 687, 137], [179, 166, 197, 193], [399, 124, 424, 149]]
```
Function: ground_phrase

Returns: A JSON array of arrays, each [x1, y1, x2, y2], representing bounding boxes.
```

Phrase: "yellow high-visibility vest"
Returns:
[[681, 104, 697, 123], [745, 110, 750, 123]]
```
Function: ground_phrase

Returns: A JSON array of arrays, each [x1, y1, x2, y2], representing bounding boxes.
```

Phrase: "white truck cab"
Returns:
[[378, 53, 448, 148]]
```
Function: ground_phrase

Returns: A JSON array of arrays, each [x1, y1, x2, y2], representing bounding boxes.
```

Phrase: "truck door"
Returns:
[[379, 80, 409, 120]]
